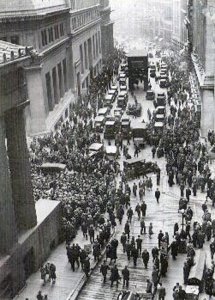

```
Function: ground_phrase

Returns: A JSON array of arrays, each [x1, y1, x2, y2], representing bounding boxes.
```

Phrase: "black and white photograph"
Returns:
[[0, 0, 215, 299]]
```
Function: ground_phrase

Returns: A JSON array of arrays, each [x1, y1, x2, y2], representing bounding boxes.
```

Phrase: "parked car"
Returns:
[[146, 90, 155, 100], [117, 91, 128, 108], [88, 143, 104, 160], [104, 120, 116, 139], [94, 116, 105, 132], [160, 79, 167, 88]]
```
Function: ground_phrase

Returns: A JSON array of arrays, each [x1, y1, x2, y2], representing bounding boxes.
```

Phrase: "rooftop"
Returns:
[[127, 49, 148, 57], [0, 40, 27, 65], [0, 0, 68, 18]]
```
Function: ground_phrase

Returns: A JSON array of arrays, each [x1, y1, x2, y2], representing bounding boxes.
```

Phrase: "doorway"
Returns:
[[23, 247, 35, 279]]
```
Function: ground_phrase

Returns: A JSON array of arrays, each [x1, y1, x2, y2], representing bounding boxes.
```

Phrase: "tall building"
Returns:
[[0, 0, 74, 135], [172, 0, 188, 50], [0, 0, 112, 134], [100, 0, 114, 60], [188, 0, 215, 136], [69, 0, 103, 96]]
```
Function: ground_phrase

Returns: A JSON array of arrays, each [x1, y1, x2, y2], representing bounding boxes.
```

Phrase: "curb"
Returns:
[[66, 230, 116, 300]]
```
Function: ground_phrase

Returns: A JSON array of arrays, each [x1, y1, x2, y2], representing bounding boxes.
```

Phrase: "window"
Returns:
[[80, 44, 84, 74], [41, 30, 47, 46], [48, 28, 54, 43], [60, 23, 64, 37], [58, 63, 63, 98], [11, 35, 19, 45], [93, 35, 96, 59], [84, 41, 88, 70], [95, 33, 98, 57], [98, 31, 101, 53], [63, 58, 68, 92], [45, 72, 53, 111], [54, 25, 59, 39], [52, 67, 59, 104], [1, 36, 7, 41]]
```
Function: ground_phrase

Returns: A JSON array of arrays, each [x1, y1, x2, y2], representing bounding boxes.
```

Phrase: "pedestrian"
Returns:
[[36, 291, 43, 300], [146, 279, 153, 294], [122, 266, 130, 288], [149, 223, 154, 239], [110, 264, 120, 287], [100, 260, 110, 283], [142, 249, 150, 269], [140, 201, 147, 217], [120, 232, 127, 253], [136, 235, 143, 255], [140, 217, 146, 234], [83, 257, 90, 277], [124, 221, 130, 239], [131, 247, 138, 267], [133, 182, 137, 197], [155, 188, 160, 203], [152, 145, 156, 159], [158, 230, 164, 248], [157, 283, 166, 300]]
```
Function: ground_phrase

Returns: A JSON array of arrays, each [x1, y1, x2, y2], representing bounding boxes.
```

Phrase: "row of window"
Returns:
[[81, 60, 102, 89], [41, 23, 65, 47], [71, 8, 99, 31], [79, 32, 101, 74], [45, 58, 68, 112], [0, 35, 19, 45]]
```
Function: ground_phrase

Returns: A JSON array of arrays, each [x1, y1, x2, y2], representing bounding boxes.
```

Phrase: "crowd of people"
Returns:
[[29, 44, 215, 300]]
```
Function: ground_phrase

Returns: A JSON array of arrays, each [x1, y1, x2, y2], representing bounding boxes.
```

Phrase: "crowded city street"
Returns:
[[13, 46, 215, 300]]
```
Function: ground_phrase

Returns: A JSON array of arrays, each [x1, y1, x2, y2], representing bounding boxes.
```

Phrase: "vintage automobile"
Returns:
[[119, 77, 127, 86], [105, 145, 117, 160], [111, 85, 118, 94], [40, 163, 66, 174], [127, 103, 142, 117], [88, 143, 104, 160], [117, 91, 128, 109], [156, 93, 166, 106], [123, 158, 159, 180], [121, 117, 131, 139], [146, 90, 155, 101], [108, 89, 117, 101], [103, 94, 114, 109], [187, 250, 206, 293], [98, 107, 109, 117], [104, 120, 116, 139], [159, 79, 167, 88], [120, 84, 127, 92], [120, 63, 128, 72], [155, 113, 165, 122], [114, 108, 123, 121], [154, 121, 164, 134], [156, 106, 165, 115], [132, 122, 148, 148], [150, 69, 156, 78], [94, 115, 105, 132]]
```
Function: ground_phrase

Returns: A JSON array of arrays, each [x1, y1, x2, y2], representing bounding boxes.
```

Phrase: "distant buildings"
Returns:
[[0, 0, 114, 135], [172, 0, 188, 50]]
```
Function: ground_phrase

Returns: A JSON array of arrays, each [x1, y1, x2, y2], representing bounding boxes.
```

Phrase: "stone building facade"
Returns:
[[172, 0, 188, 50], [99, 0, 114, 60], [0, 0, 75, 135], [69, 0, 103, 95], [0, 41, 61, 298], [0, 0, 113, 135], [188, 0, 215, 137]]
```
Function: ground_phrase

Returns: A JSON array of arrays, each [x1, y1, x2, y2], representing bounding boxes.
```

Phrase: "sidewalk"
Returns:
[[14, 227, 114, 300]]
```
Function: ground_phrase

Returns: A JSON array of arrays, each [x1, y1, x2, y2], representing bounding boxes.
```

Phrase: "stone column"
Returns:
[[0, 116, 17, 253], [25, 65, 47, 135], [201, 89, 215, 137], [5, 108, 37, 230]]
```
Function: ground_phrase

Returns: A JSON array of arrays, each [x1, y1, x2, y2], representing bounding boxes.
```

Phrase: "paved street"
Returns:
[[15, 57, 215, 300]]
